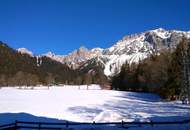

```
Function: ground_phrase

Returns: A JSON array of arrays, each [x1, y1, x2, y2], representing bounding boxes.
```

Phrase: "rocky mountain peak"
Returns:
[[78, 46, 88, 53], [44, 51, 55, 57]]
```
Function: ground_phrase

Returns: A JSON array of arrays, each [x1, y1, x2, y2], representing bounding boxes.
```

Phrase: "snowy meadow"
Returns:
[[0, 85, 190, 130]]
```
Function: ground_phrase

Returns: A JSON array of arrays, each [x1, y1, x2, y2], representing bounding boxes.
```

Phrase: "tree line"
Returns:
[[111, 39, 189, 99], [0, 41, 109, 88]]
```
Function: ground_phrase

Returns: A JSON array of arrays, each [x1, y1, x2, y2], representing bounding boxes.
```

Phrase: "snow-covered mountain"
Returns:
[[101, 28, 190, 76], [42, 46, 103, 69], [43, 51, 65, 63], [62, 46, 94, 69], [17, 28, 190, 76], [85, 28, 190, 76], [17, 48, 33, 57]]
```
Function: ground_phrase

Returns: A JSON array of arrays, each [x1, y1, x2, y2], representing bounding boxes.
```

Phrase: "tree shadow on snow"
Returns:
[[114, 92, 161, 102]]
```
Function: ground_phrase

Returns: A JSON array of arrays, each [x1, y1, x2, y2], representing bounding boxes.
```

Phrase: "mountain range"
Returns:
[[17, 28, 190, 77]]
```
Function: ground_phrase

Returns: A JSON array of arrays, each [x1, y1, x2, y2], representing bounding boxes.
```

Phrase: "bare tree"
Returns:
[[0, 75, 7, 86]]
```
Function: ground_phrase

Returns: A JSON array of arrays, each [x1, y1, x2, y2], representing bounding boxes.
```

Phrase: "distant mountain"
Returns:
[[43, 51, 65, 64], [34, 28, 190, 76], [43, 46, 103, 69], [17, 48, 34, 57]]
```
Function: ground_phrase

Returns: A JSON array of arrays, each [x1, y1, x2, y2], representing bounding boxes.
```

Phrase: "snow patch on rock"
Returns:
[[17, 48, 33, 57]]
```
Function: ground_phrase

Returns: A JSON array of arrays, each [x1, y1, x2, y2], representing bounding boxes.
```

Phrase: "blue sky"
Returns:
[[0, 0, 190, 55]]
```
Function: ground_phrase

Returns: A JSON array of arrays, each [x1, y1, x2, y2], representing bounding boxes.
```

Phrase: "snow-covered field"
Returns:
[[0, 85, 190, 130]]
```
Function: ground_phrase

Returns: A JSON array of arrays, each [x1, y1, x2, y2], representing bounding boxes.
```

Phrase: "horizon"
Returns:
[[0, 0, 190, 55]]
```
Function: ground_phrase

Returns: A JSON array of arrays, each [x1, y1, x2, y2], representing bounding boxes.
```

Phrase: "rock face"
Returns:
[[62, 46, 93, 69], [19, 28, 190, 76], [43, 46, 103, 69], [43, 51, 65, 64]]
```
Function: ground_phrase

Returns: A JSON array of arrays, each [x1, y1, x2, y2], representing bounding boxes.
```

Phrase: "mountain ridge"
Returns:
[[17, 28, 190, 76]]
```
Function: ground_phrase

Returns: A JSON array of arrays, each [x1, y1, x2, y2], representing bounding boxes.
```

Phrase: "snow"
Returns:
[[94, 110, 123, 122], [104, 55, 118, 76], [17, 48, 33, 57], [43, 51, 65, 63], [187, 32, 190, 39], [103, 32, 153, 76], [104, 52, 148, 76], [0, 86, 190, 129], [152, 28, 171, 39], [90, 48, 103, 56]]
